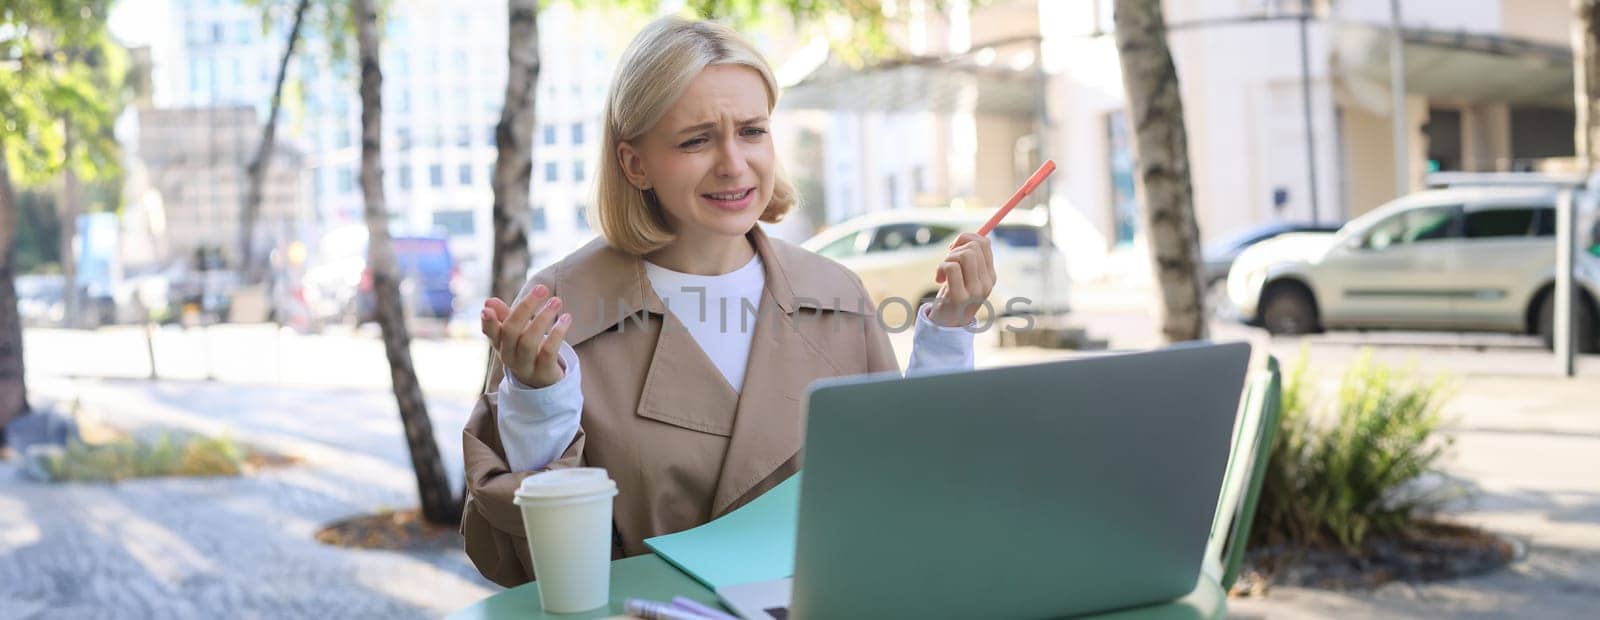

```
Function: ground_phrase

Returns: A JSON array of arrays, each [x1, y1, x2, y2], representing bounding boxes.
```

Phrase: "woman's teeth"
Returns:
[[705, 189, 750, 200]]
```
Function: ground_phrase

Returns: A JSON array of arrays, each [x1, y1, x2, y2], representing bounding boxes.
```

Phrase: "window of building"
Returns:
[[432, 209, 475, 237], [531, 204, 547, 232], [542, 124, 557, 146], [571, 122, 584, 146], [573, 160, 585, 183], [458, 164, 472, 185], [544, 162, 559, 183], [398, 165, 412, 189], [397, 127, 411, 151], [457, 124, 472, 148], [429, 164, 444, 187], [487, 124, 498, 147], [576, 203, 589, 230], [338, 168, 355, 194]]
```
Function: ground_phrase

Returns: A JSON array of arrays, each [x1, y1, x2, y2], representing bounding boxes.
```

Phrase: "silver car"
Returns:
[[801, 208, 1071, 323], [1228, 186, 1600, 352]]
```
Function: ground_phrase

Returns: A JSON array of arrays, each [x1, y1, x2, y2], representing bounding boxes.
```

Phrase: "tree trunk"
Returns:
[[484, 0, 540, 380], [0, 150, 30, 436], [1113, 0, 1208, 343], [354, 0, 460, 525], [59, 120, 81, 328], [240, 0, 311, 283], [1576, 0, 1600, 169]]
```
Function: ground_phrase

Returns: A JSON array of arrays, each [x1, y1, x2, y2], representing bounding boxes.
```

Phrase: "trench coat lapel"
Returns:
[[635, 308, 741, 437], [559, 228, 869, 519], [706, 291, 824, 516], [706, 229, 855, 517]]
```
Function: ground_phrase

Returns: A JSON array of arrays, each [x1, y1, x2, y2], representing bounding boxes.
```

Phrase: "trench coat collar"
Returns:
[[553, 225, 873, 517], [557, 225, 870, 345]]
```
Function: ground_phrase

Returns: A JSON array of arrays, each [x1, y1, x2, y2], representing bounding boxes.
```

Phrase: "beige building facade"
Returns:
[[781, 0, 1579, 284], [1047, 0, 1576, 280], [134, 106, 307, 271]]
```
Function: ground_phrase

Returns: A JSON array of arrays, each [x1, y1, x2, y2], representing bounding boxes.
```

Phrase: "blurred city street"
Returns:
[[6, 0, 1600, 617], [5, 282, 1598, 617]]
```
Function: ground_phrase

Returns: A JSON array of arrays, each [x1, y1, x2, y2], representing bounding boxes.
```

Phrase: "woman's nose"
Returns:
[[714, 136, 748, 178]]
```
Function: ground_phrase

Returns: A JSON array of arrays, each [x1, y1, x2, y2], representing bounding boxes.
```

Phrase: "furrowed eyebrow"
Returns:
[[674, 116, 769, 135]]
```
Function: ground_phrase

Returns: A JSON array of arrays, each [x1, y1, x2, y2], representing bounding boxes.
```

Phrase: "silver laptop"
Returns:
[[719, 341, 1251, 620]]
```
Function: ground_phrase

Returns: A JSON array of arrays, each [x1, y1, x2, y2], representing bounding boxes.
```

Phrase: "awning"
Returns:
[[779, 44, 1042, 118], [1335, 24, 1573, 112]]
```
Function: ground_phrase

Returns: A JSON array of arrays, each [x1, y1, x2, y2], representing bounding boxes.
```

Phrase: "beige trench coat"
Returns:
[[460, 226, 900, 587]]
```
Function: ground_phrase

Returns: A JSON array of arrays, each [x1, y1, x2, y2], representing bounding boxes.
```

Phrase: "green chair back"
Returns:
[[1202, 356, 1283, 591]]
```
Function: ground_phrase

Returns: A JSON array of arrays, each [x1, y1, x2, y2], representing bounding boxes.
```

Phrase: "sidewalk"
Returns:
[[9, 311, 1600, 618], [0, 374, 495, 619]]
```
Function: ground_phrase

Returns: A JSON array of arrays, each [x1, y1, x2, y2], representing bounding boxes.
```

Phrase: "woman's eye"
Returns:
[[742, 127, 768, 138], [679, 137, 707, 148]]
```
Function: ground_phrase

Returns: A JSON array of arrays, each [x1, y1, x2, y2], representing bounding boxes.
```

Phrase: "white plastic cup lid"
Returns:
[[514, 468, 616, 504]]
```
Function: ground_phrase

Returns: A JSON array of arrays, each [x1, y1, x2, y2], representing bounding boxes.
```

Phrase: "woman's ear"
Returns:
[[617, 141, 651, 191]]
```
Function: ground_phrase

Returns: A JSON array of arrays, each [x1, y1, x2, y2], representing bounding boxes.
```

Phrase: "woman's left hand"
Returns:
[[928, 232, 997, 328]]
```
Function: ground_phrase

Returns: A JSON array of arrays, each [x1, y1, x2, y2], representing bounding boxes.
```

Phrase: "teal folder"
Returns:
[[643, 474, 801, 590]]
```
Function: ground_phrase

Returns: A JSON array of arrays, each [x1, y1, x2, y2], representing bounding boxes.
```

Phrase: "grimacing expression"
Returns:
[[620, 64, 776, 240]]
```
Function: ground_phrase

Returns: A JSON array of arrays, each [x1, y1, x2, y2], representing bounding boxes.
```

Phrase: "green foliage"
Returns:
[[1251, 348, 1459, 552], [0, 0, 127, 189], [35, 432, 248, 483], [568, 0, 906, 66], [13, 188, 61, 273]]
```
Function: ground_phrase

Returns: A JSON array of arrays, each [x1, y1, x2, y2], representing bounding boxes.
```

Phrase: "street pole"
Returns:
[[1556, 183, 1585, 378], [1035, 36, 1057, 315], [1299, 0, 1321, 223], [1389, 0, 1409, 198]]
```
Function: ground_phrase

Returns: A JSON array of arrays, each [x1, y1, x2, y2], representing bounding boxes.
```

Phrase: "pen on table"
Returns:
[[932, 159, 1058, 309], [670, 596, 739, 620], [623, 597, 717, 620]]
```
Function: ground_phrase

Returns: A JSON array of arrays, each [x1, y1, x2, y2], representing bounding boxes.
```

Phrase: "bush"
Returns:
[[34, 432, 247, 483], [1251, 349, 1458, 552]]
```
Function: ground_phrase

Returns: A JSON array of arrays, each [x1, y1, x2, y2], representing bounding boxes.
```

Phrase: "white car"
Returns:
[[1227, 186, 1600, 352], [801, 208, 1070, 324]]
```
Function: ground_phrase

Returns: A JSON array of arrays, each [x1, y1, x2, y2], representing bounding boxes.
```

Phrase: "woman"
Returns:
[[461, 16, 998, 587]]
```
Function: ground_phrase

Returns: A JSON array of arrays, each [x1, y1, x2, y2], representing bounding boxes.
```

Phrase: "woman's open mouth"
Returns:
[[700, 187, 756, 211]]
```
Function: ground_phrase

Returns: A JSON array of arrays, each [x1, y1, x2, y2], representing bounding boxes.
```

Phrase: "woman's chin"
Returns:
[[696, 206, 764, 235]]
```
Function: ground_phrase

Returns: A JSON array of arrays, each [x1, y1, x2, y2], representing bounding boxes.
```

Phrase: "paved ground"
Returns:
[[0, 375, 494, 619], [5, 284, 1599, 618]]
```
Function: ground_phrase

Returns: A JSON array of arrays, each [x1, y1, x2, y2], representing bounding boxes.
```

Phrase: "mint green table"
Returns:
[[446, 554, 1225, 620]]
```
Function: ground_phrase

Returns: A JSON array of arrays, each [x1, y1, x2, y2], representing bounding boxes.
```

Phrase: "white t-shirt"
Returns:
[[642, 253, 766, 393], [495, 257, 977, 472]]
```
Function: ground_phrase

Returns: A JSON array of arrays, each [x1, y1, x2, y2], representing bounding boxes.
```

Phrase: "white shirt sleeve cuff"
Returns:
[[906, 302, 976, 373], [496, 341, 584, 471]]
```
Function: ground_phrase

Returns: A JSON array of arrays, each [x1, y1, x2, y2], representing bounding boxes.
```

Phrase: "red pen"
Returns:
[[977, 159, 1056, 237], [932, 159, 1058, 309]]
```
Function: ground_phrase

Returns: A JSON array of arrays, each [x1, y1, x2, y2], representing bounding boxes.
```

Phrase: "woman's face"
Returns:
[[618, 64, 775, 241]]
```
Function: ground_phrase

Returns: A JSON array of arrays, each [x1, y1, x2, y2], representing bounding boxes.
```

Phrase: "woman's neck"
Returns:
[[645, 229, 757, 276]]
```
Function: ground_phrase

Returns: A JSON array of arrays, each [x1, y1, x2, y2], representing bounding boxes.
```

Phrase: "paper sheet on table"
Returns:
[[643, 474, 800, 590]]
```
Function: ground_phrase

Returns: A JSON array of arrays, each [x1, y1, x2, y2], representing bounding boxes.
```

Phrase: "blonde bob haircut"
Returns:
[[595, 17, 797, 256]]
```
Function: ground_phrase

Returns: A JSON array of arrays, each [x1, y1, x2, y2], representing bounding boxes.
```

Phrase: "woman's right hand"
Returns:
[[481, 284, 573, 389]]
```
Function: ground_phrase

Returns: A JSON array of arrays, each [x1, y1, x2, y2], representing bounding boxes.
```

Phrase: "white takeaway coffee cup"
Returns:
[[513, 467, 619, 613]]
